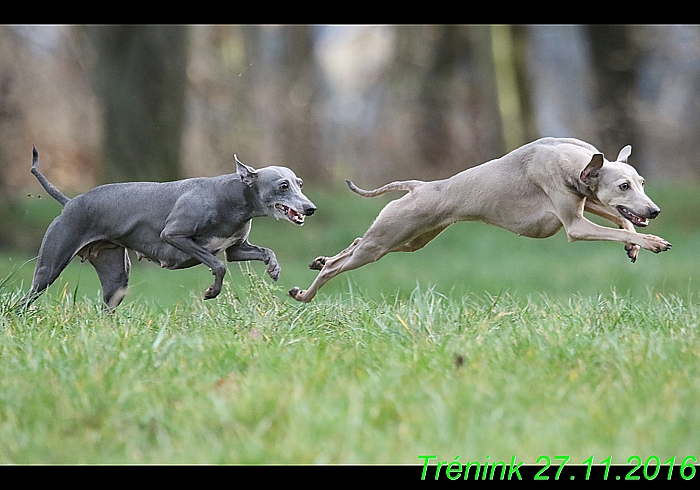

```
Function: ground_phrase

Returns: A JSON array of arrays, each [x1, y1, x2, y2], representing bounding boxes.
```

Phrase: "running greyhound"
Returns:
[[23, 147, 316, 309], [289, 137, 670, 303]]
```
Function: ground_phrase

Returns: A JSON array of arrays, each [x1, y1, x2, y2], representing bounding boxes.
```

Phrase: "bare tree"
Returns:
[[86, 25, 189, 183], [415, 25, 487, 169], [256, 26, 327, 180], [508, 25, 538, 144], [0, 28, 29, 248], [365, 25, 505, 182], [585, 25, 642, 166]]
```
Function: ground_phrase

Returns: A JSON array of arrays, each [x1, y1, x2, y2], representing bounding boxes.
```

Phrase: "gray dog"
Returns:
[[290, 137, 671, 303], [22, 147, 316, 309]]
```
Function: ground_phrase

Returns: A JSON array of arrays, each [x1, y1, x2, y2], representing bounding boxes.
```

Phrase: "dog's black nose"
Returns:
[[648, 207, 660, 219], [304, 205, 316, 216]]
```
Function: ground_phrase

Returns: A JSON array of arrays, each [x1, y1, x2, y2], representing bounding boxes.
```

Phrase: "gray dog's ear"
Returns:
[[616, 145, 632, 163], [234, 154, 258, 185], [580, 153, 604, 185]]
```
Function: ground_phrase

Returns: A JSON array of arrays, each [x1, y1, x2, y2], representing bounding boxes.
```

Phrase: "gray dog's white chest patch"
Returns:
[[203, 222, 251, 255], [204, 236, 240, 255]]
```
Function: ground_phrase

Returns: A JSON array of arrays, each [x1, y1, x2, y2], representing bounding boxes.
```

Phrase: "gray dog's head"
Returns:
[[580, 145, 660, 227], [235, 155, 316, 225]]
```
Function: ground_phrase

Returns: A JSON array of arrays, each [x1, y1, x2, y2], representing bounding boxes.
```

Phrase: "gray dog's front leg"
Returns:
[[160, 232, 227, 300], [225, 241, 281, 281]]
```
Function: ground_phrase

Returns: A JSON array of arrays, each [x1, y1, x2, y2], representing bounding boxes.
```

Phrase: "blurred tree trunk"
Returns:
[[378, 25, 505, 181], [416, 25, 474, 167], [510, 25, 538, 144], [585, 25, 641, 161], [491, 24, 529, 151], [0, 27, 28, 249], [277, 25, 327, 181], [463, 25, 506, 161], [86, 25, 189, 183]]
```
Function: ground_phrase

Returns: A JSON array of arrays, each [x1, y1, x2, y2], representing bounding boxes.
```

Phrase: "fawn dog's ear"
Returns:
[[616, 145, 632, 163], [580, 153, 604, 185]]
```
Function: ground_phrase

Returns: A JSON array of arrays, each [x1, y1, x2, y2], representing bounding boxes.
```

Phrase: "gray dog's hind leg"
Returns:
[[88, 245, 131, 309], [22, 219, 85, 308]]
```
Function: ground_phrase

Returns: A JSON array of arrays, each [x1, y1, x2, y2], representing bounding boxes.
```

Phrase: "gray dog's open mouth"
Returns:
[[617, 206, 650, 227], [275, 204, 306, 225]]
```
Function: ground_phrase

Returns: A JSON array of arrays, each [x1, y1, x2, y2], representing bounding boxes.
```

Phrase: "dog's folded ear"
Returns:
[[580, 153, 604, 185], [234, 154, 258, 185], [616, 145, 632, 163]]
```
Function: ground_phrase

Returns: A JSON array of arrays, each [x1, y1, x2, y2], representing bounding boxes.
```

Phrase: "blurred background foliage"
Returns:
[[1, 25, 700, 252]]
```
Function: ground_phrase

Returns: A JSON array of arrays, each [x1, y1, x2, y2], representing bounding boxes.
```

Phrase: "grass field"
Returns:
[[0, 182, 699, 465]]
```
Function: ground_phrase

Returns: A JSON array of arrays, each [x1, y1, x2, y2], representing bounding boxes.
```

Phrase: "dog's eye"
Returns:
[[619, 182, 630, 191], [298, 180, 303, 189], [641, 180, 645, 187], [280, 181, 289, 191]]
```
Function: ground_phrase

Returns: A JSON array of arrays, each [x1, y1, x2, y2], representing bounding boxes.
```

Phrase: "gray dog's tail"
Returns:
[[345, 179, 421, 197], [31, 146, 70, 206]]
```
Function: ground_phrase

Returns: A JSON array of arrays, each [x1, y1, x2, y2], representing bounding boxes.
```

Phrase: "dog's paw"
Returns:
[[309, 256, 326, 270], [204, 284, 221, 300], [289, 287, 303, 301], [625, 243, 640, 263], [289, 287, 314, 303], [267, 262, 281, 281], [640, 234, 672, 254]]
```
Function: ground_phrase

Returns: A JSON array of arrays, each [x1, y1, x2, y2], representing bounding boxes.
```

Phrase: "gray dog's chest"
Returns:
[[197, 220, 252, 255]]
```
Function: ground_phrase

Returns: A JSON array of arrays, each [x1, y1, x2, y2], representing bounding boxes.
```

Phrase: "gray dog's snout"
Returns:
[[648, 207, 660, 219], [304, 204, 316, 216]]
